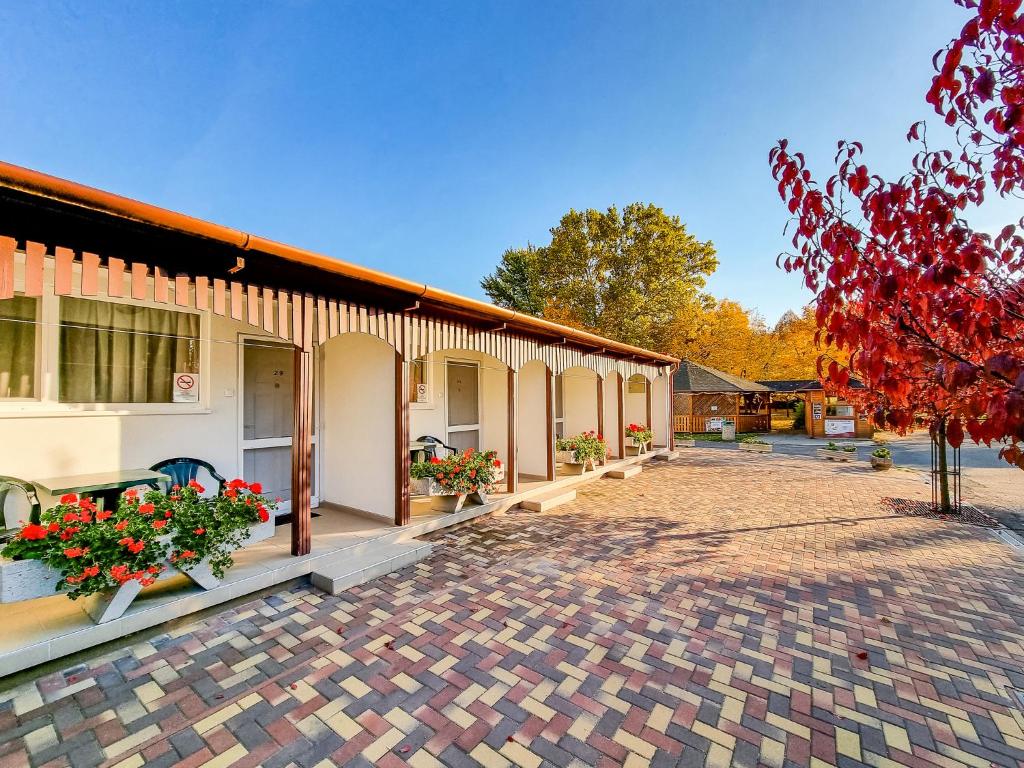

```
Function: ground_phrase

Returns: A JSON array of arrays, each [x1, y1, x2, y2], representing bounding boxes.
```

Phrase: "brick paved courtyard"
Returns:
[[3, 450, 1024, 768]]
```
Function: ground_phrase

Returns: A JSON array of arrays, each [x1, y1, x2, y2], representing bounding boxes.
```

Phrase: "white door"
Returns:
[[446, 360, 480, 452], [240, 338, 318, 514]]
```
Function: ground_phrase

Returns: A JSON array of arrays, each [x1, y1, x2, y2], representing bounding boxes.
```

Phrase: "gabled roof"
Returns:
[[758, 378, 866, 393], [672, 361, 771, 394]]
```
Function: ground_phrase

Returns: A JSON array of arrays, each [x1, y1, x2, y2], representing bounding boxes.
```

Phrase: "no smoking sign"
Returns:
[[173, 372, 199, 403]]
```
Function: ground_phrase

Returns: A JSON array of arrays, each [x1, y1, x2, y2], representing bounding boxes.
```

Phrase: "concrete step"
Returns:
[[311, 540, 433, 596], [520, 488, 576, 513], [654, 450, 680, 460], [606, 465, 642, 480]]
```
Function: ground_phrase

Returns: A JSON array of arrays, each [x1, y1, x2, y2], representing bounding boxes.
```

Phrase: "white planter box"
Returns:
[[738, 443, 772, 453], [817, 448, 857, 461], [0, 557, 62, 603], [625, 437, 650, 456], [676, 439, 696, 448], [0, 518, 278, 621], [555, 450, 594, 473]]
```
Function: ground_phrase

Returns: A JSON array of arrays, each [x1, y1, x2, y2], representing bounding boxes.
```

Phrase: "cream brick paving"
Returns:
[[1, 450, 1024, 767]]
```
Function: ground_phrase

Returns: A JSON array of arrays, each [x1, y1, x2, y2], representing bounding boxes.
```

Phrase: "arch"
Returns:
[[650, 372, 670, 448], [625, 373, 651, 434], [319, 331, 397, 522], [559, 366, 600, 438], [603, 370, 625, 458]]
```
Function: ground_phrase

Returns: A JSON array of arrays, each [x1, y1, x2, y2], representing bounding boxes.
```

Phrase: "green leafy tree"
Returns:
[[482, 203, 717, 353], [479, 246, 545, 316]]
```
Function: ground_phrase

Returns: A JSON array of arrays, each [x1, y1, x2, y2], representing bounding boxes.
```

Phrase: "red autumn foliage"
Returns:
[[769, 0, 1024, 468]]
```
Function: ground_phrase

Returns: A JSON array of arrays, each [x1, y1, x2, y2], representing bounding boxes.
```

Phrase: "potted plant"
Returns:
[[817, 441, 858, 462], [410, 449, 502, 512], [738, 436, 773, 453], [870, 447, 893, 471], [625, 424, 653, 455], [0, 481, 276, 622], [555, 432, 608, 474]]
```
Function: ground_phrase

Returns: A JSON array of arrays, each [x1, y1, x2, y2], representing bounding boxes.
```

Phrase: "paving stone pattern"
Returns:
[[2, 450, 1024, 767]]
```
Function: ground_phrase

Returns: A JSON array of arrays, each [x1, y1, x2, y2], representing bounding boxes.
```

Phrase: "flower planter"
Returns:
[[470, 467, 505, 505], [738, 443, 772, 453], [0, 556, 62, 603], [870, 456, 893, 471], [83, 580, 143, 624], [555, 450, 594, 474], [625, 438, 650, 456], [412, 477, 469, 513], [817, 448, 857, 462]]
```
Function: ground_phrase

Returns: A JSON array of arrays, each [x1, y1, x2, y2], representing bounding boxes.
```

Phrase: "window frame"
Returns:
[[0, 293, 42, 402]]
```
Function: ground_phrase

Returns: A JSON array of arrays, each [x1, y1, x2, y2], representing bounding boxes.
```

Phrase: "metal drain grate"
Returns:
[[992, 529, 1024, 552]]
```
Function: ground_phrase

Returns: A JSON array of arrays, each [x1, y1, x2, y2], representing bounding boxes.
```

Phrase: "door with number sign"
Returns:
[[240, 338, 317, 514]]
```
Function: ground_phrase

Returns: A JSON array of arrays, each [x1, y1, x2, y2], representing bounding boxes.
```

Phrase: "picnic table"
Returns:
[[33, 469, 170, 511]]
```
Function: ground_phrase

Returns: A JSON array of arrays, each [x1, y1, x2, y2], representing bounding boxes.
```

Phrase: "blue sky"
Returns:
[[0, 1, 999, 324]]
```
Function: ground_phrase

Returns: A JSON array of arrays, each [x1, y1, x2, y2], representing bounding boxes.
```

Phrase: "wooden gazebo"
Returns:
[[672, 361, 771, 434]]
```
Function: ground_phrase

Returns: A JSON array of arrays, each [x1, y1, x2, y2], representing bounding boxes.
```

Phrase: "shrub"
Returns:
[[556, 432, 608, 463], [411, 449, 502, 495], [871, 447, 892, 460]]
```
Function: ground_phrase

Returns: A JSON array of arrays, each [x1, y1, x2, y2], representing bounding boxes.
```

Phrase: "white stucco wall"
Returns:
[[517, 360, 549, 478], [651, 374, 669, 447], [625, 375, 649, 432], [320, 333, 395, 519], [561, 366, 598, 437], [603, 372, 622, 458], [408, 350, 508, 464]]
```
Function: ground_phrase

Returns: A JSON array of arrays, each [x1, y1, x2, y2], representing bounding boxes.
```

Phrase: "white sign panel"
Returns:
[[416, 383, 429, 403], [705, 417, 723, 433], [824, 418, 855, 437], [173, 372, 199, 403]]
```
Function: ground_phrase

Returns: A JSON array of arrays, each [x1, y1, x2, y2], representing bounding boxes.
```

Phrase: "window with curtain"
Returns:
[[59, 298, 200, 404], [0, 296, 38, 399]]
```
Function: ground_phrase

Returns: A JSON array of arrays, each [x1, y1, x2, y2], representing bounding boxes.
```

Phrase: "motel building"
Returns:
[[0, 162, 676, 676]]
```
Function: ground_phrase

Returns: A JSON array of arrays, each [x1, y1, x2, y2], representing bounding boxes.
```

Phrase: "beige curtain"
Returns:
[[59, 298, 199, 403], [0, 296, 37, 399]]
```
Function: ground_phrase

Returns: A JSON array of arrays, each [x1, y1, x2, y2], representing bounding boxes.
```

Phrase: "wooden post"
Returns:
[[596, 376, 604, 440], [290, 344, 314, 557], [395, 352, 411, 525], [507, 367, 517, 493], [545, 367, 555, 481], [616, 374, 625, 459]]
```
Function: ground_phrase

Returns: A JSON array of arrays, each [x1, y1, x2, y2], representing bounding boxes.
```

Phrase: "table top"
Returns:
[[32, 469, 169, 496]]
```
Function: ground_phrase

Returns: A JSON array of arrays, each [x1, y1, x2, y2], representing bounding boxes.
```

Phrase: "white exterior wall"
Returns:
[[603, 372, 621, 458], [408, 350, 508, 464], [651, 374, 670, 447], [517, 360, 548, 477], [625, 376, 649, 432], [320, 334, 395, 519], [561, 367, 598, 437]]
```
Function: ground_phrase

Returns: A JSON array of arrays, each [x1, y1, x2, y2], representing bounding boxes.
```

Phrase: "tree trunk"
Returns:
[[935, 418, 952, 514]]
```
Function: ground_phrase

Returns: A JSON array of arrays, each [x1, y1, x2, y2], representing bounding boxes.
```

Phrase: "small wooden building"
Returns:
[[758, 379, 874, 439], [672, 361, 771, 433]]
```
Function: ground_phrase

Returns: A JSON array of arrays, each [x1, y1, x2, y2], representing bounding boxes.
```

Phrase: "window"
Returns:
[[58, 297, 200, 403], [0, 296, 38, 399], [825, 397, 854, 418]]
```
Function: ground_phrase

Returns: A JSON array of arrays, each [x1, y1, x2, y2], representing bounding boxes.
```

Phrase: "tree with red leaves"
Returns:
[[769, 0, 1024, 512]]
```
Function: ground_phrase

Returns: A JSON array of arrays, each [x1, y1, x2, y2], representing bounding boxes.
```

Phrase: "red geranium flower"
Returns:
[[60, 493, 78, 504], [63, 547, 86, 558], [47, 522, 60, 533], [138, 503, 155, 515], [96, 510, 112, 521], [62, 512, 80, 523], [249, 482, 263, 494], [224, 489, 238, 499], [493, 459, 502, 467], [123, 489, 138, 500], [114, 521, 128, 531], [194, 528, 205, 535], [258, 508, 270, 523], [151, 520, 167, 530], [19, 523, 48, 540], [429, 456, 442, 464], [187, 480, 205, 493], [128, 541, 145, 554], [227, 478, 248, 490]]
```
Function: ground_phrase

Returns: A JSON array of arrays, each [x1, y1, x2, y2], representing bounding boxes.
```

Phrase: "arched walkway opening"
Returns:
[[518, 359, 551, 482]]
